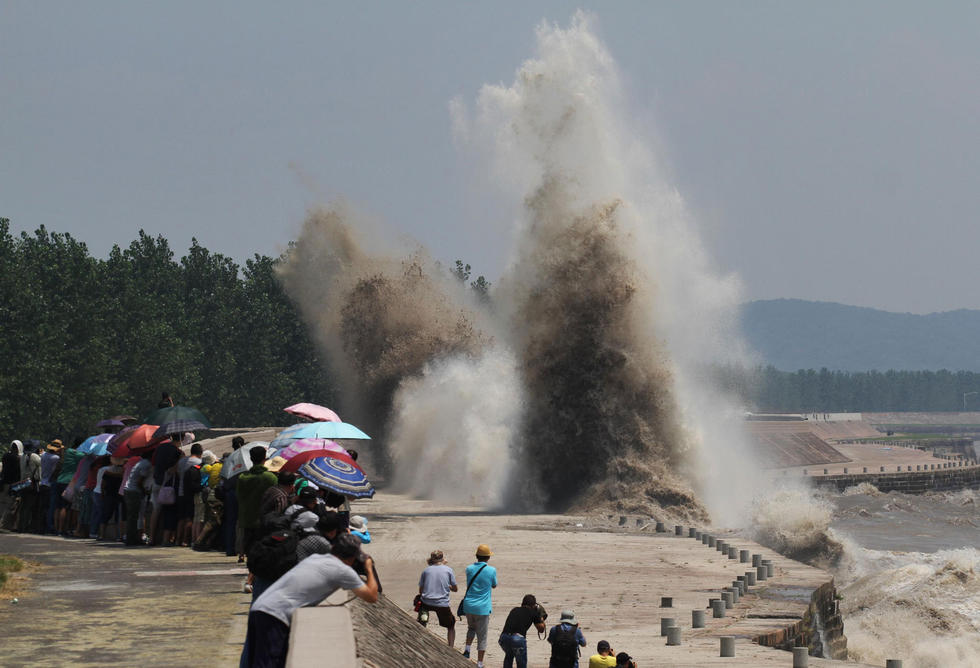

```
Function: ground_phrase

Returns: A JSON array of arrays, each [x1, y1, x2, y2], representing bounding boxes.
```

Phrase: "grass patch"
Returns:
[[0, 555, 25, 591]]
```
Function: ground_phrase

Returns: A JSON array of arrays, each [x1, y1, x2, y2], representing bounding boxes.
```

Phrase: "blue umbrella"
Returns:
[[297, 455, 375, 498], [270, 422, 371, 449], [77, 433, 113, 456]]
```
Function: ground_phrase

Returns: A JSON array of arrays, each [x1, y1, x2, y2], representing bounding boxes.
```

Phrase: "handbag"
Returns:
[[10, 478, 36, 496], [456, 563, 488, 619], [157, 474, 177, 505]]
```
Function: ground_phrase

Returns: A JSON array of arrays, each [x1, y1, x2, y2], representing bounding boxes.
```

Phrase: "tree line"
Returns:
[[3, 218, 977, 443], [0, 218, 336, 441], [714, 364, 980, 413]]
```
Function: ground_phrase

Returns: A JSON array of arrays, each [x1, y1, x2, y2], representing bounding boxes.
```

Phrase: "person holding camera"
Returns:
[[588, 640, 617, 667], [614, 652, 637, 668], [547, 610, 587, 668], [498, 594, 546, 668]]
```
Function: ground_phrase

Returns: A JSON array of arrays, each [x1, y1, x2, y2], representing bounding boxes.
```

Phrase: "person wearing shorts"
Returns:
[[462, 544, 498, 668], [418, 549, 458, 647]]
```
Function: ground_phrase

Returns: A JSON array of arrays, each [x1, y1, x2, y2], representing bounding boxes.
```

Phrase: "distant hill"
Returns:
[[739, 299, 980, 372]]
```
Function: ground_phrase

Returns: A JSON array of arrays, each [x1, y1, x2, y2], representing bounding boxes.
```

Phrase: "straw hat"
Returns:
[[476, 544, 493, 557], [266, 455, 287, 472], [428, 549, 445, 565]]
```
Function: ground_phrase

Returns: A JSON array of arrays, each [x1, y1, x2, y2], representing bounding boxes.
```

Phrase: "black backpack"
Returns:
[[246, 508, 304, 581], [550, 625, 579, 666]]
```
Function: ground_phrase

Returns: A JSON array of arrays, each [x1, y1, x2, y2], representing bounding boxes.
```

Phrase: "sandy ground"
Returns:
[[358, 493, 875, 667]]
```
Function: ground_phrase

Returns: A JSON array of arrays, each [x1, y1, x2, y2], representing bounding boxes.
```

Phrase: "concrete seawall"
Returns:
[[808, 464, 980, 493]]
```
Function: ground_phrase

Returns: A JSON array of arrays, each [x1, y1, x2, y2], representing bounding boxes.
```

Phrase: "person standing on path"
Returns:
[[15, 443, 41, 533], [547, 610, 587, 668], [123, 451, 153, 545], [462, 543, 497, 668], [499, 594, 546, 668], [418, 549, 458, 647]]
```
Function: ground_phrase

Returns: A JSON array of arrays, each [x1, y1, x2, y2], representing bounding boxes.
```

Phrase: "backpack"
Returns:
[[246, 508, 304, 581], [550, 625, 579, 666]]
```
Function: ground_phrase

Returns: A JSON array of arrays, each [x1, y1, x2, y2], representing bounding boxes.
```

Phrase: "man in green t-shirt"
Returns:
[[236, 446, 278, 555]]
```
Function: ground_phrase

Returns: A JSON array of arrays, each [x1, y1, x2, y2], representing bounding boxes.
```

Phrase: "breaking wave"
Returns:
[[837, 544, 980, 668]]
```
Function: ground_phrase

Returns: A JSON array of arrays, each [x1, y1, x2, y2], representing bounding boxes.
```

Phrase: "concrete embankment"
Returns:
[[808, 463, 980, 494], [305, 494, 881, 667]]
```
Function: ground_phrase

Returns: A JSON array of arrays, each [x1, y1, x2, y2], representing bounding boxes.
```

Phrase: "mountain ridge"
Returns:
[[739, 299, 980, 372]]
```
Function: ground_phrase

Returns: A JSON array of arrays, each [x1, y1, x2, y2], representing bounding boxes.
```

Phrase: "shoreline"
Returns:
[[349, 493, 879, 667]]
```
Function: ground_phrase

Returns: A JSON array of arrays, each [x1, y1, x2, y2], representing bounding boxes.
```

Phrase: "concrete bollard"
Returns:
[[792, 646, 809, 667], [727, 586, 739, 603], [745, 571, 756, 586], [881, 466, 885, 472], [660, 617, 675, 636], [752, 554, 763, 567], [717, 539, 727, 552], [708, 536, 717, 547], [689, 527, 697, 538], [728, 546, 738, 559], [675, 525, 683, 536], [656, 521, 666, 533], [862, 467, 867, 473], [618, 516, 627, 526], [711, 599, 726, 618], [661, 597, 672, 608], [666, 626, 682, 646], [701, 534, 709, 545], [739, 549, 750, 563], [733, 580, 745, 595], [765, 562, 775, 578], [692, 609, 705, 628], [823, 468, 828, 474], [843, 468, 848, 474], [720, 636, 735, 657], [885, 661, 903, 668], [757, 565, 768, 581], [721, 591, 734, 608]]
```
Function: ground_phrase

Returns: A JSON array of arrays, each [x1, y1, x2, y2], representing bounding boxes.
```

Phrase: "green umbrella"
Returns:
[[142, 405, 212, 428]]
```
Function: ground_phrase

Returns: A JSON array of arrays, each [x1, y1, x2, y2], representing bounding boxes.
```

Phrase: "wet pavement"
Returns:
[[0, 532, 249, 667]]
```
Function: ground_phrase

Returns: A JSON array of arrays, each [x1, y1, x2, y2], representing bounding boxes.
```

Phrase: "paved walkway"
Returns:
[[0, 532, 249, 667]]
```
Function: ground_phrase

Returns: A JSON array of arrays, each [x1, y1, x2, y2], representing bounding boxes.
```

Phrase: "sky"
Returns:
[[2, 2, 978, 314]]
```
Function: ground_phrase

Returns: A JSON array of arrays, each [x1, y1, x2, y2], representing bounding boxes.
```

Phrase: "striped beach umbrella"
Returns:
[[297, 455, 375, 499]]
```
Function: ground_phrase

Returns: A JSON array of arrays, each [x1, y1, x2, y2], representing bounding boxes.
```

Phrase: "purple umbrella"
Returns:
[[96, 419, 125, 429]]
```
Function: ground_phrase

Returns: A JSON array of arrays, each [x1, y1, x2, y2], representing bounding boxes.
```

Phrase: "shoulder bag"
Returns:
[[456, 563, 488, 620]]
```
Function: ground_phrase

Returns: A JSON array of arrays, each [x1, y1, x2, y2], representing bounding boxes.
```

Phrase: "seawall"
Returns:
[[808, 464, 980, 493]]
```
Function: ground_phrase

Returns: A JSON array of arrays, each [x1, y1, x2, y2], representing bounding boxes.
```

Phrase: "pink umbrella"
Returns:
[[276, 438, 347, 461], [283, 403, 341, 423]]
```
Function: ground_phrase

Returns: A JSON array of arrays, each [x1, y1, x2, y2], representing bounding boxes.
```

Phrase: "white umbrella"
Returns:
[[220, 441, 271, 479]]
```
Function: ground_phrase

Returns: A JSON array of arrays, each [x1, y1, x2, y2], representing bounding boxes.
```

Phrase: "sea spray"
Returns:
[[456, 11, 755, 518], [836, 544, 980, 668], [750, 484, 842, 563], [387, 351, 521, 506], [277, 205, 495, 472]]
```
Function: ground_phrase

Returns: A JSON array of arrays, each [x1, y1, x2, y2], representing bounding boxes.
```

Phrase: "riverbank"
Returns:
[[354, 494, 878, 667]]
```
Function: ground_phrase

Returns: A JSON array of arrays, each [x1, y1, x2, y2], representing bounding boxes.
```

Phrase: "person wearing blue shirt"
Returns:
[[462, 544, 497, 668], [547, 610, 587, 668]]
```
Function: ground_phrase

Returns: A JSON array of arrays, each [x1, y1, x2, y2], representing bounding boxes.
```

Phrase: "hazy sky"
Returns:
[[3, 2, 978, 314]]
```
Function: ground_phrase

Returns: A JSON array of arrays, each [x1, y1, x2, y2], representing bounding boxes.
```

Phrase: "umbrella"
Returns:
[[95, 419, 125, 429], [114, 423, 164, 454], [142, 406, 211, 428], [106, 425, 139, 454], [281, 448, 360, 474], [112, 415, 139, 425], [276, 438, 347, 461], [153, 419, 208, 441], [221, 442, 271, 479], [77, 433, 113, 456], [283, 403, 341, 423], [269, 422, 371, 449], [297, 455, 374, 499]]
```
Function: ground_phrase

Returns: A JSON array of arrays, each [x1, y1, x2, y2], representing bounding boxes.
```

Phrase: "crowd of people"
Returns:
[[417, 545, 638, 668], [1, 426, 638, 668]]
